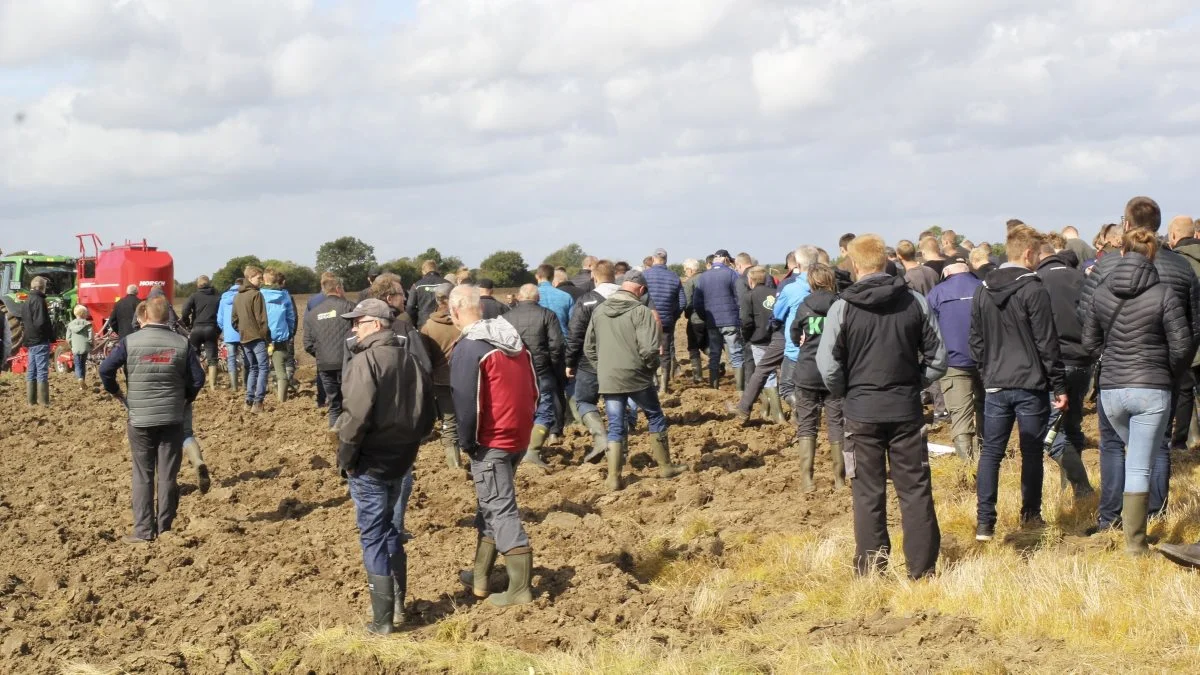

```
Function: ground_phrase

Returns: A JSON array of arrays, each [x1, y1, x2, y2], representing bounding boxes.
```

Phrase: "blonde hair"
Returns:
[[847, 234, 887, 273], [969, 247, 991, 269], [747, 266, 767, 285], [807, 263, 836, 292], [73, 305, 89, 319], [1123, 229, 1159, 260], [1005, 225, 1042, 263]]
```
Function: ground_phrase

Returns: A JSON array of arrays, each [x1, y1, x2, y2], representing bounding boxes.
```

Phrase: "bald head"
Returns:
[[517, 283, 540, 302], [1062, 226, 1080, 240], [1168, 215, 1195, 247]]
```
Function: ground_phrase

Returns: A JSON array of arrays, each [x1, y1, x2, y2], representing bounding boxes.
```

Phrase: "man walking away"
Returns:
[[1062, 226, 1097, 266], [503, 284, 565, 470], [535, 264, 574, 335], [233, 266, 270, 412], [260, 269, 297, 402], [421, 284, 463, 469], [478, 279, 510, 319], [406, 260, 446, 329], [449, 285, 538, 607], [110, 285, 141, 338], [572, 256, 597, 294], [584, 271, 687, 491], [644, 248, 686, 393], [693, 250, 745, 389], [896, 240, 938, 295], [790, 264, 845, 489], [817, 234, 946, 579], [773, 246, 817, 404], [1166, 215, 1200, 450], [100, 295, 205, 543], [1035, 242, 1095, 497], [553, 268, 585, 300], [919, 236, 947, 278], [926, 262, 984, 463], [681, 259, 708, 384], [566, 261, 622, 462], [19, 276, 54, 406], [181, 275, 221, 391], [337, 299, 434, 633], [304, 276, 356, 428], [216, 279, 243, 391], [737, 266, 784, 423], [971, 225, 1067, 542]]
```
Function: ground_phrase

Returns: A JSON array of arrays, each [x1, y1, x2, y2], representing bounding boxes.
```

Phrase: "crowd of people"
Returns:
[[17, 195, 1200, 635]]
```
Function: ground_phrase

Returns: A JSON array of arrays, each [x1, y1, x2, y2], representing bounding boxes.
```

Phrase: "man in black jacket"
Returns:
[[304, 276, 356, 427], [405, 260, 446, 329], [817, 234, 946, 580], [972, 225, 1067, 542], [110, 285, 141, 338], [738, 266, 784, 423], [565, 260, 620, 462], [570, 257, 597, 294], [1034, 245, 1095, 498], [1079, 197, 1200, 527], [1166, 214, 1200, 450], [503, 284, 565, 470], [20, 276, 55, 406], [478, 279, 510, 319], [181, 275, 222, 389]]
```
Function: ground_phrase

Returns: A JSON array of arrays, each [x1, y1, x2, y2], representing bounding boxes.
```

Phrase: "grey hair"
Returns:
[[792, 246, 818, 274], [31, 276, 48, 291], [126, 284, 138, 294], [517, 283, 540, 302], [449, 284, 481, 312], [682, 258, 701, 273]]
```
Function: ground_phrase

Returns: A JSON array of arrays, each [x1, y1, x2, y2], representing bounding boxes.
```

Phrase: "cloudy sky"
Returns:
[[3, 1, 1200, 278]]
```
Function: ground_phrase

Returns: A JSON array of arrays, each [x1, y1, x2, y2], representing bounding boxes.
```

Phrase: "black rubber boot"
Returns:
[[26, 381, 37, 406], [488, 547, 534, 607], [366, 574, 395, 635], [691, 356, 703, 384], [459, 537, 497, 598], [649, 431, 686, 478], [392, 557, 407, 624], [582, 412, 608, 464]]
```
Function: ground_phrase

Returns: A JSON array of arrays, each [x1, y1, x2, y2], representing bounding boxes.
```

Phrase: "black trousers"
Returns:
[[188, 324, 219, 364], [845, 417, 940, 580], [1171, 366, 1198, 448], [129, 423, 184, 540]]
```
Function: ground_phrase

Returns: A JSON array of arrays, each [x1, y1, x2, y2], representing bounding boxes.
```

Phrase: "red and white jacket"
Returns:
[[450, 319, 538, 455]]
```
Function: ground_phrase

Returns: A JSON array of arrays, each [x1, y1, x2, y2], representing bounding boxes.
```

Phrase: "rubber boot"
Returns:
[[691, 355, 703, 384], [366, 574, 395, 635], [797, 436, 816, 493], [567, 397, 583, 427], [37, 382, 49, 407], [709, 371, 720, 389], [649, 431, 686, 478], [582, 412, 608, 464], [392, 560, 407, 623], [524, 424, 550, 470], [1123, 492, 1150, 556], [733, 367, 744, 392], [444, 442, 461, 470], [207, 365, 217, 392], [764, 388, 787, 424], [1054, 445, 1095, 498], [276, 379, 287, 403], [182, 438, 211, 494], [459, 536, 497, 598], [230, 370, 239, 393], [77, 379, 86, 392], [657, 366, 669, 395], [605, 441, 625, 491], [27, 381, 37, 406], [953, 434, 973, 463], [830, 441, 846, 488], [488, 547, 534, 607]]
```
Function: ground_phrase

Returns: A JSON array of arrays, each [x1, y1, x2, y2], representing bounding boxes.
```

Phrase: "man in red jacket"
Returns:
[[449, 285, 538, 607]]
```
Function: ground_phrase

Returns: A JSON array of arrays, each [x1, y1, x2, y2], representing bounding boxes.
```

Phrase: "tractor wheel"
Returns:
[[1, 303, 22, 367], [53, 343, 71, 374]]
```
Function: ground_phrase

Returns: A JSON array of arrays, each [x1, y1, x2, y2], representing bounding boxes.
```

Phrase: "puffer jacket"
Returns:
[[584, 289, 661, 394], [790, 290, 837, 391], [643, 264, 686, 327], [1082, 253, 1190, 391], [260, 285, 297, 343], [303, 294, 356, 371], [502, 300, 564, 377], [692, 264, 740, 328], [566, 283, 620, 372]]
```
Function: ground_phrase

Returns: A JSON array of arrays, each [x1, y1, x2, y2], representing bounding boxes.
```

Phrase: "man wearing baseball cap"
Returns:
[[692, 249, 745, 389], [643, 248, 686, 394]]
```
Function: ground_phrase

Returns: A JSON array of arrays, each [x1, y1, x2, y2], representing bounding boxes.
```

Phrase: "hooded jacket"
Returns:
[[451, 319, 538, 455], [216, 285, 240, 342], [406, 272, 447, 328], [565, 282, 620, 372], [503, 300, 564, 377], [692, 264, 741, 328], [926, 271, 982, 369], [181, 286, 220, 328], [816, 274, 946, 423], [740, 283, 777, 345], [419, 308, 459, 387], [336, 329, 428, 479], [19, 289, 54, 346], [644, 264, 686, 327], [1035, 253, 1090, 368], [584, 289, 661, 394], [232, 283, 269, 343], [773, 274, 811, 360], [970, 266, 1064, 394], [1082, 253, 1191, 391], [259, 285, 297, 343], [790, 289, 837, 391], [303, 294, 356, 371]]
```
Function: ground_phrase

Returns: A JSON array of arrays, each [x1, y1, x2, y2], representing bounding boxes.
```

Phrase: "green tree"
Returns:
[[262, 259, 320, 294], [175, 279, 198, 298], [478, 250, 532, 288], [316, 237, 377, 292], [212, 255, 263, 293], [668, 263, 686, 277], [380, 257, 421, 288], [410, 248, 464, 275], [542, 243, 587, 275]]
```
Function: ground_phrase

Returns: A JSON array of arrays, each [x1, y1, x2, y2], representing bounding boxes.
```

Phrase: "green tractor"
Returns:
[[0, 252, 78, 350]]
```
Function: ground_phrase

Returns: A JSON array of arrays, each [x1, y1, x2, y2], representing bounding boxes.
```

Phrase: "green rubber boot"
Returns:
[[488, 547, 534, 607], [797, 436, 816, 493], [649, 431, 686, 478], [459, 536, 498, 598]]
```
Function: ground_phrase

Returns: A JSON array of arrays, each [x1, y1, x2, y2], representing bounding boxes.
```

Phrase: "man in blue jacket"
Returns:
[[215, 279, 243, 391], [773, 246, 817, 402], [261, 268, 298, 402], [926, 262, 983, 462], [693, 250, 745, 389], [643, 248, 686, 393]]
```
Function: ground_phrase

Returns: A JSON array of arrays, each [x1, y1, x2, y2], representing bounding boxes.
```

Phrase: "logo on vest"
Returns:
[[139, 349, 178, 365]]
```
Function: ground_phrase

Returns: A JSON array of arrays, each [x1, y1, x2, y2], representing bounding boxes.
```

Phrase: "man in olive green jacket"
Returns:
[[584, 271, 686, 491]]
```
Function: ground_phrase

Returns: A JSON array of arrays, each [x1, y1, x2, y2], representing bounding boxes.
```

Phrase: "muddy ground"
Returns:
[[0, 308, 1104, 674]]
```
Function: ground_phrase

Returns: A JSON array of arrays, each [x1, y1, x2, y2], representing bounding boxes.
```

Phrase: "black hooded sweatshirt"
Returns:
[[1081, 253, 1190, 391], [181, 285, 220, 328], [816, 274, 946, 423], [1035, 253, 1089, 368], [969, 266, 1065, 395], [790, 289, 837, 391]]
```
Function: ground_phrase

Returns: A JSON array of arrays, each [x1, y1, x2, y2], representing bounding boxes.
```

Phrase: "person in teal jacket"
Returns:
[[260, 268, 297, 402], [216, 279, 244, 391]]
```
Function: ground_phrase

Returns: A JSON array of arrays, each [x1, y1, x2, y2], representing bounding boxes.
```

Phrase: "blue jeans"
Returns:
[[574, 368, 599, 417], [1046, 365, 1091, 460], [243, 340, 269, 404], [535, 373, 557, 428], [977, 389, 1048, 527], [750, 344, 777, 388], [1097, 392, 1173, 526], [73, 353, 87, 380], [25, 342, 50, 383], [318, 370, 343, 428], [390, 469, 415, 535], [706, 325, 744, 379], [348, 472, 406, 577], [604, 387, 667, 441], [1100, 388, 1171, 495], [225, 342, 241, 384]]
